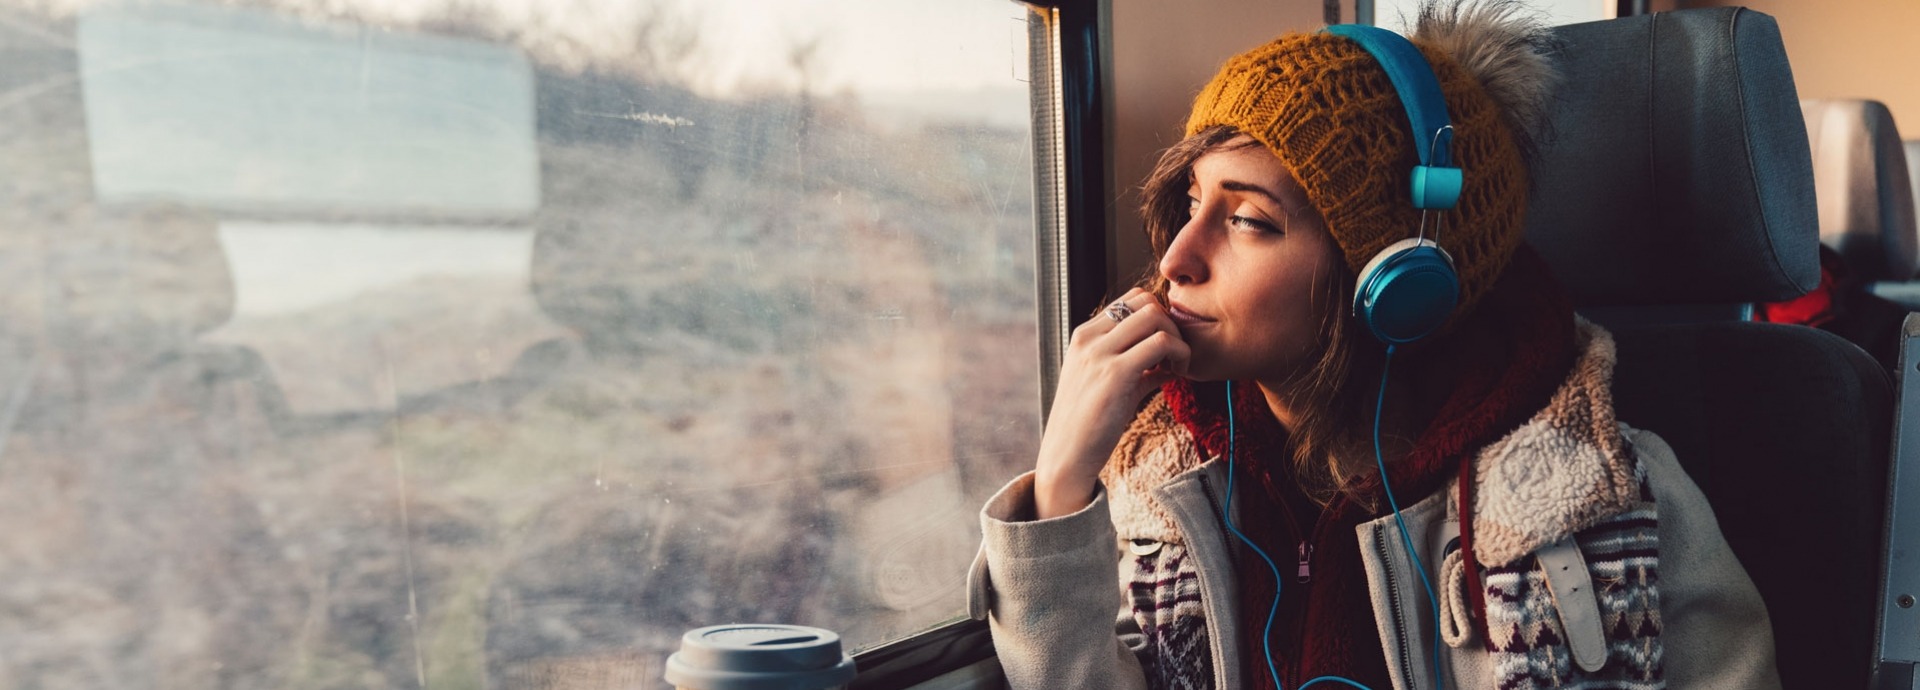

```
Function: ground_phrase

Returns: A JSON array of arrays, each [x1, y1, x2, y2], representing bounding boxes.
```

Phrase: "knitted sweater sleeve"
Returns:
[[967, 471, 1151, 690]]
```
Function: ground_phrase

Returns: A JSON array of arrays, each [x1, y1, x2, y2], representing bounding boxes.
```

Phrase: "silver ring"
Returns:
[[1103, 301, 1134, 324]]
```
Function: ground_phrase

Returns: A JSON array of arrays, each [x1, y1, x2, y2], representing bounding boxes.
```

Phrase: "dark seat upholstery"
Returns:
[[1529, 9, 1894, 689], [1608, 325, 1891, 683]]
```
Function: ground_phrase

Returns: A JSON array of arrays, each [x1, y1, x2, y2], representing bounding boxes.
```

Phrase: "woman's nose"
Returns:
[[1159, 220, 1209, 286]]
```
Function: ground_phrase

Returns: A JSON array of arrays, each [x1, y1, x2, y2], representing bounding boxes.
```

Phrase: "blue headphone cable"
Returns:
[[1221, 344, 1445, 690]]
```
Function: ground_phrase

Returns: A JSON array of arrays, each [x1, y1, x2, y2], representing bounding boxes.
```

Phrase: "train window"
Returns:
[[0, 0, 1039, 687]]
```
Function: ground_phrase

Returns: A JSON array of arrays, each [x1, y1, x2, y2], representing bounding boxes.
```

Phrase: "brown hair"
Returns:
[[1137, 125, 1390, 507]]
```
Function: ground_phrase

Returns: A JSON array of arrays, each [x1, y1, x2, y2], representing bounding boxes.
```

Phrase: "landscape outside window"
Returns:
[[0, 1, 1039, 688]]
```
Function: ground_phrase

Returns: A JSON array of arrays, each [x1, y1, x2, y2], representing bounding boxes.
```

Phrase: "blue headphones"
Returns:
[[1328, 24, 1464, 345]]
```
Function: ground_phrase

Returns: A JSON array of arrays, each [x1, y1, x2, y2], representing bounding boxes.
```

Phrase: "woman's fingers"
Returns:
[[1116, 329, 1191, 382], [1033, 289, 1188, 519], [1066, 288, 1190, 390], [1072, 288, 1151, 344], [1102, 303, 1187, 369], [1090, 291, 1173, 346], [1156, 329, 1192, 378]]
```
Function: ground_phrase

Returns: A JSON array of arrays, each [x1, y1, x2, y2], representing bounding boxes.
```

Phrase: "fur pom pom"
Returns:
[[1411, 0, 1561, 165]]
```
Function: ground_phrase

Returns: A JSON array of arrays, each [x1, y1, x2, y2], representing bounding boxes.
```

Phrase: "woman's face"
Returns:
[[1160, 137, 1344, 384]]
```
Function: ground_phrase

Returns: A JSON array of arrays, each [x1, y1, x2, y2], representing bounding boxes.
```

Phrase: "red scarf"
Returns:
[[1754, 245, 1842, 327], [1162, 247, 1576, 689]]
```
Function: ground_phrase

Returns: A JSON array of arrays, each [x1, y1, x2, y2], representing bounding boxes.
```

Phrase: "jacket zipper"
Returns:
[[1373, 525, 1419, 688], [1205, 434, 1322, 580], [1274, 486, 1313, 583]]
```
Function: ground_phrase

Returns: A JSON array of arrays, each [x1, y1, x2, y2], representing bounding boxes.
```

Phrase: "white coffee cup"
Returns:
[[664, 624, 857, 690]]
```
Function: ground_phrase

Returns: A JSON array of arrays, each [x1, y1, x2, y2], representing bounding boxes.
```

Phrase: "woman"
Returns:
[[966, 2, 1780, 689]]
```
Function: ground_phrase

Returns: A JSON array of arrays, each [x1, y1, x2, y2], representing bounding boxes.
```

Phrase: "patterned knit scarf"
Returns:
[[1163, 247, 1577, 689]]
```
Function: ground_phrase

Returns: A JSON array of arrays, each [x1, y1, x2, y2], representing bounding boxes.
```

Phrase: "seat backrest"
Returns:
[[1801, 99, 1918, 284], [1911, 140, 1920, 252], [1526, 10, 1819, 308], [1528, 9, 1893, 689]]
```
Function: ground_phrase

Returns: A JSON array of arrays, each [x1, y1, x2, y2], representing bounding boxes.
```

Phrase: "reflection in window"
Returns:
[[0, 1, 1037, 688]]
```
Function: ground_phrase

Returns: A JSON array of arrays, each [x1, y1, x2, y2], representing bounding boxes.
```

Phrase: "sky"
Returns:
[[685, 0, 1030, 96], [28, 0, 1031, 97]]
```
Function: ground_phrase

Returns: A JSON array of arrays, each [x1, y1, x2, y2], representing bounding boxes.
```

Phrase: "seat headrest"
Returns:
[[1524, 8, 1819, 307], [1801, 99, 1918, 283], [1910, 140, 1920, 256]]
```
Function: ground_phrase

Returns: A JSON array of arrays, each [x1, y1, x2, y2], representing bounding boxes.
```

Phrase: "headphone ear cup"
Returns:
[[1353, 239, 1459, 344]]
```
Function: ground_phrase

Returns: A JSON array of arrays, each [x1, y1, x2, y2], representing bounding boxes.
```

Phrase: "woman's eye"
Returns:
[[1228, 214, 1281, 234]]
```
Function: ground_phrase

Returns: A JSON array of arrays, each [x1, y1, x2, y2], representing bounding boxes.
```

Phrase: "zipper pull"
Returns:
[[1297, 542, 1313, 583]]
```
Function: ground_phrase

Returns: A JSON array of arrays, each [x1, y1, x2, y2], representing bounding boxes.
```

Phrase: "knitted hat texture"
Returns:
[[1185, 31, 1528, 315]]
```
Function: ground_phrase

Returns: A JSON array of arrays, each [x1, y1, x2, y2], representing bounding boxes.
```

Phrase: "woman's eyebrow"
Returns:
[[1218, 179, 1287, 205]]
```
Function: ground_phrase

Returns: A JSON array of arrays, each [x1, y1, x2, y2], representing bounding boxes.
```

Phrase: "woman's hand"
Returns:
[[1033, 288, 1191, 519]]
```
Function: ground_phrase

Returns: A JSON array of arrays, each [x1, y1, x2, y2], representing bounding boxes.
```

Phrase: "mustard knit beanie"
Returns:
[[1185, 2, 1557, 316]]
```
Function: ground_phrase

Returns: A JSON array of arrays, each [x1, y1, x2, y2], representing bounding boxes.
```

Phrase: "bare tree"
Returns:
[[628, 0, 704, 86], [786, 32, 826, 189]]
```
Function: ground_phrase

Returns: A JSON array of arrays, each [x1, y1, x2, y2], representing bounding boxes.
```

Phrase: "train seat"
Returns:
[[1910, 141, 1920, 226], [1760, 99, 1917, 369], [1908, 138, 1920, 277], [1525, 9, 1893, 689], [1801, 99, 1919, 285]]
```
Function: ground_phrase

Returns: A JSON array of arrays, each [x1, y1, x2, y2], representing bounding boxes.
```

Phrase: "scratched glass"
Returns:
[[0, 2, 1038, 688]]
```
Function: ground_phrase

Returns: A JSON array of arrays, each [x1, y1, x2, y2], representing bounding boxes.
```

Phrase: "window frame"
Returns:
[[1026, 0, 1112, 422]]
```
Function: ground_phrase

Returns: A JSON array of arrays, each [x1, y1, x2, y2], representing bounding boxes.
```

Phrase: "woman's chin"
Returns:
[[1177, 362, 1226, 383]]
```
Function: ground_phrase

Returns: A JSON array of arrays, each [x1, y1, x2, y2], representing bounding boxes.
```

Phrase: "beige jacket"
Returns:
[[968, 323, 1780, 689]]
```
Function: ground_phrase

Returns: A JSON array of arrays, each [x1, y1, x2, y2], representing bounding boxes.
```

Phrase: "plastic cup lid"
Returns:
[[663, 624, 857, 690]]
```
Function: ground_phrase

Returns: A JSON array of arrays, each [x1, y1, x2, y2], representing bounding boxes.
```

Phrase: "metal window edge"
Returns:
[[1875, 313, 1920, 688]]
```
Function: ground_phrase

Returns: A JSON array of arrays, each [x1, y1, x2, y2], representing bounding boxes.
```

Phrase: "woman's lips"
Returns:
[[1167, 302, 1216, 328]]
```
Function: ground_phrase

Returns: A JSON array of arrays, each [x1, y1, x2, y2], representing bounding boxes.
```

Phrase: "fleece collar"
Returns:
[[1454, 319, 1639, 566]]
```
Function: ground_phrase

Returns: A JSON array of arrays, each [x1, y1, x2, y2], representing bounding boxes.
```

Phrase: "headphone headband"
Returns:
[[1323, 24, 1462, 210], [1326, 23, 1464, 344]]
